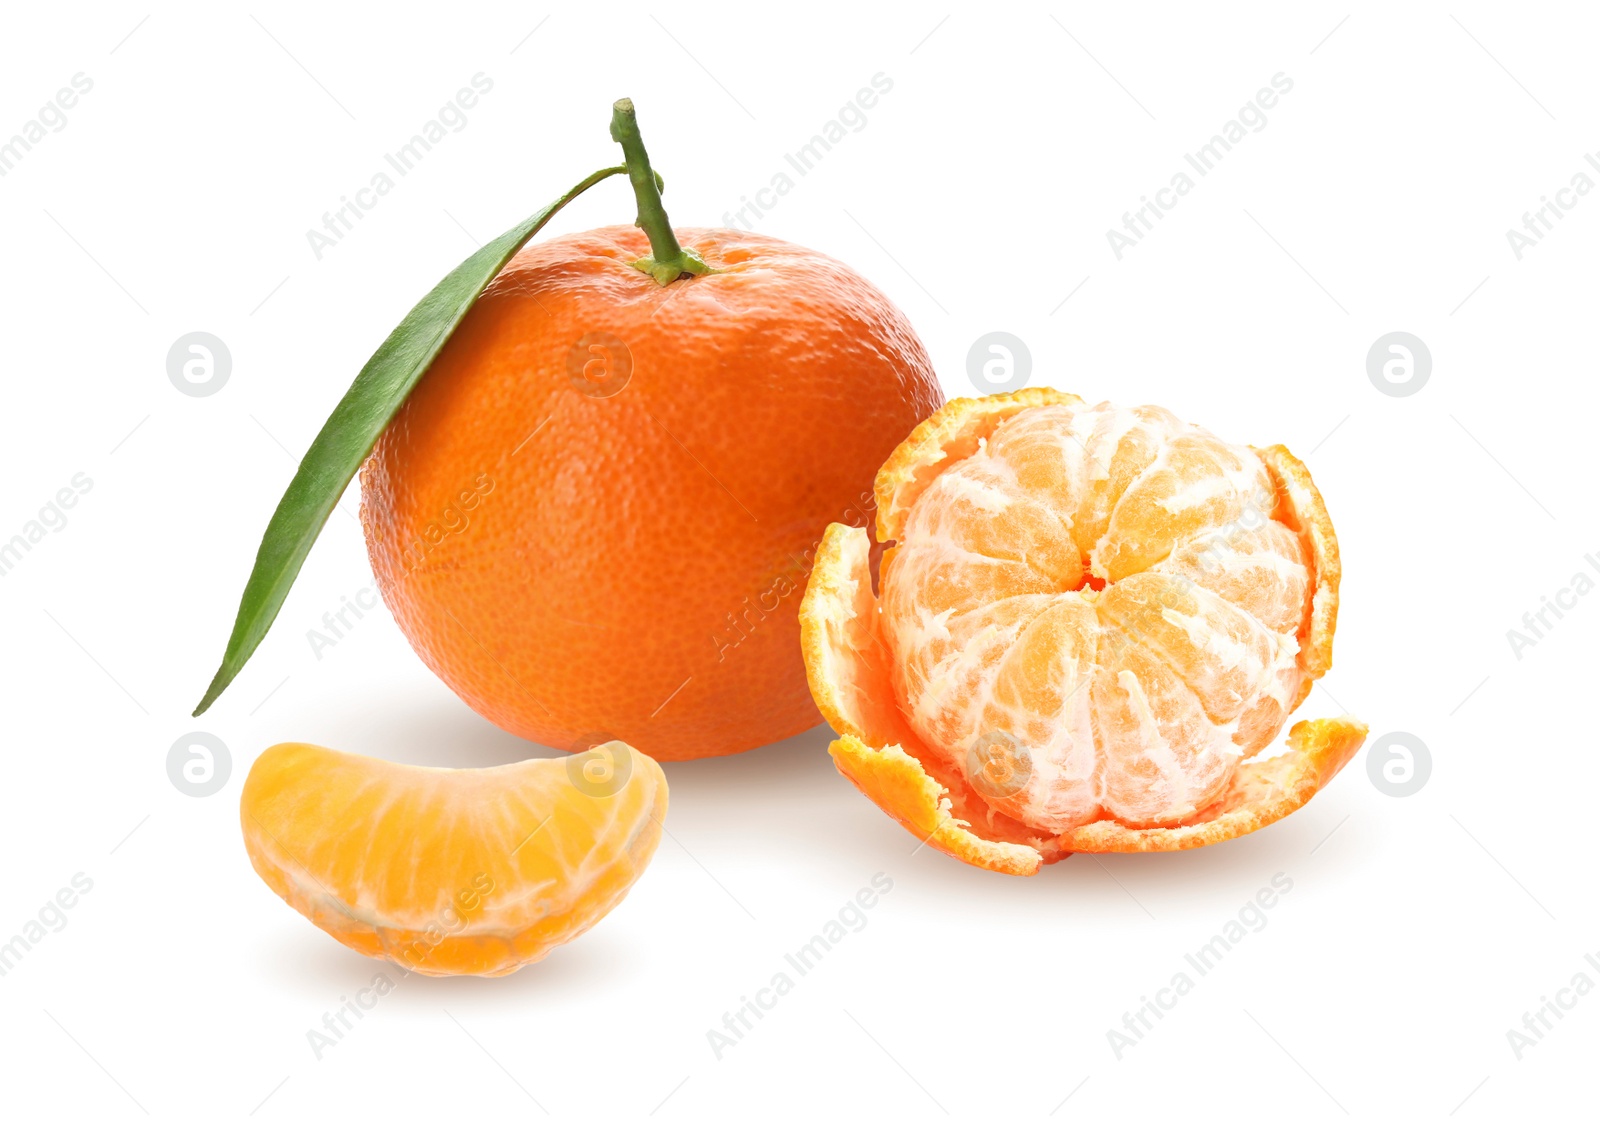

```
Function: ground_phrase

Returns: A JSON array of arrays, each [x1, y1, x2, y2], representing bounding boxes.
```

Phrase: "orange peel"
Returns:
[[1054, 716, 1364, 852], [800, 392, 1365, 873], [802, 519, 1063, 875]]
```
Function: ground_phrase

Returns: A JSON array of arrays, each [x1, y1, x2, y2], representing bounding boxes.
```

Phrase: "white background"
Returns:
[[0, 1, 1593, 1126]]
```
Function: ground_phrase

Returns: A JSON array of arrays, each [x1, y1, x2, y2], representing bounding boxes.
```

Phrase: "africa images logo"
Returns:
[[706, 873, 893, 1060], [1105, 73, 1294, 260], [305, 73, 495, 259], [1106, 874, 1293, 1059], [0, 73, 93, 178]]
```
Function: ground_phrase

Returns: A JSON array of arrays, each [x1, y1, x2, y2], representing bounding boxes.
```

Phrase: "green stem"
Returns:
[[609, 98, 711, 285]]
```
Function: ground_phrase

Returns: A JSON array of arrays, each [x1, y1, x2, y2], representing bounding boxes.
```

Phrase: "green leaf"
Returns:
[[194, 164, 633, 716]]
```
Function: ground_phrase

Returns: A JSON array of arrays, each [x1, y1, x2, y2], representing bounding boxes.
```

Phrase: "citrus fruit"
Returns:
[[192, 100, 942, 759], [359, 224, 941, 760], [800, 388, 1366, 874], [240, 741, 665, 975]]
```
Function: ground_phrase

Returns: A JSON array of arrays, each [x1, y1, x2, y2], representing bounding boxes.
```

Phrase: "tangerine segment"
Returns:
[[800, 521, 1066, 871], [878, 399, 1329, 835], [240, 742, 666, 976], [873, 387, 1083, 545], [1055, 717, 1367, 852]]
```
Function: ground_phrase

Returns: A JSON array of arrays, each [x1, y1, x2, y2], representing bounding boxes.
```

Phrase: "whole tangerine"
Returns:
[[360, 223, 941, 759]]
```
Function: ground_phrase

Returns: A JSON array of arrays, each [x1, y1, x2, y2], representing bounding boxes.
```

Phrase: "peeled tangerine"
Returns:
[[241, 742, 666, 975], [800, 388, 1366, 875]]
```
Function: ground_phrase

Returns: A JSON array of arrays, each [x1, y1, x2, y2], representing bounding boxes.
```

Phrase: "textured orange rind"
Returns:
[[1255, 444, 1341, 679]]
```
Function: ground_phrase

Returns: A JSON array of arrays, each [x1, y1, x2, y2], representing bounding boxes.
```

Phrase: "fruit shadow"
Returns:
[[665, 724, 1354, 924], [656, 724, 861, 832], [882, 784, 1352, 930], [314, 697, 551, 768], [264, 913, 638, 1004], [292, 703, 1350, 958], [576, 715, 1345, 913]]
